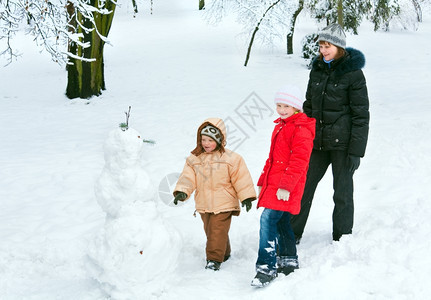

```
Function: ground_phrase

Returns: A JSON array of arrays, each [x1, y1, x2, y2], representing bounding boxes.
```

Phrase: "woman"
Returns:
[[291, 24, 370, 243]]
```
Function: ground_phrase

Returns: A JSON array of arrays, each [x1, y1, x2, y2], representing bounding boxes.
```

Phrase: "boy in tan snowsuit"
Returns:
[[173, 117, 256, 271]]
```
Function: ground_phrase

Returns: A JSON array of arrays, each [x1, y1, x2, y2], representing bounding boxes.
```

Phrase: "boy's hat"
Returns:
[[274, 85, 304, 111], [317, 23, 346, 49], [201, 125, 222, 145]]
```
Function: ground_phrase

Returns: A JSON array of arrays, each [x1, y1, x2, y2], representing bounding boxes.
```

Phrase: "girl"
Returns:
[[252, 85, 315, 287], [173, 118, 256, 271]]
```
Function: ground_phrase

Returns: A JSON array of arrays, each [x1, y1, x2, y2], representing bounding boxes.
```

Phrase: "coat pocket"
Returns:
[[330, 115, 351, 148], [221, 187, 237, 200]]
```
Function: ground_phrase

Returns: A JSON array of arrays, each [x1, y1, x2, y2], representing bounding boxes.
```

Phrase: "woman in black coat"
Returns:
[[291, 24, 370, 242]]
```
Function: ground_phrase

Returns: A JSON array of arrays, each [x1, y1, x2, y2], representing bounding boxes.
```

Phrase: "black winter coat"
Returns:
[[304, 47, 369, 157]]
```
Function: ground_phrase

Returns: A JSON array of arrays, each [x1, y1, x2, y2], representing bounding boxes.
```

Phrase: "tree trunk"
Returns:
[[286, 0, 304, 55], [66, 0, 116, 99], [199, 0, 205, 10], [337, 0, 343, 27], [244, 0, 281, 66], [132, 0, 138, 15], [66, 2, 80, 99], [411, 0, 422, 22]]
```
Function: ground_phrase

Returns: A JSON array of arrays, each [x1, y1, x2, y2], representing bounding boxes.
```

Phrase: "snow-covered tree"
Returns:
[[205, 0, 427, 66], [385, 0, 427, 31], [367, 0, 400, 31], [307, 0, 372, 34], [0, 0, 117, 99], [205, 0, 304, 65], [0, 0, 113, 65], [65, 0, 116, 99], [308, 0, 426, 33]]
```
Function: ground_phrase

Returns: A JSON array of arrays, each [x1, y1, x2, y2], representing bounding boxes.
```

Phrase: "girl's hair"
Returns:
[[318, 41, 345, 60], [191, 122, 225, 156]]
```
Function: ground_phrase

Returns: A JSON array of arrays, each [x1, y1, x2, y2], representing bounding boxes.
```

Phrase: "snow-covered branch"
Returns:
[[0, 0, 115, 65], [205, 0, 301, 47]]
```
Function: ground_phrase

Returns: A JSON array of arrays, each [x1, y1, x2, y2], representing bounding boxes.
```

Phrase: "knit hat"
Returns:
[[274, 85, 304, 111], [317, 24, 346, 49], [201, 125, 222, 145]]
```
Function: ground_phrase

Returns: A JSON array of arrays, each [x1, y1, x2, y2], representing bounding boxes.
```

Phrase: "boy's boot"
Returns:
[[205, 260, 221, 271]]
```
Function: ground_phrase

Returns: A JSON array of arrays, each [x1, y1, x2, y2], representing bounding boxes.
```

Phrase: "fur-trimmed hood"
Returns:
[[306, 47, 369, 157], [311, 47, 366, 77]]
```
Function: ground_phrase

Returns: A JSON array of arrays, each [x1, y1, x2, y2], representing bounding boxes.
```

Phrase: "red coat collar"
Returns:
[[274, 113, 302, 124]]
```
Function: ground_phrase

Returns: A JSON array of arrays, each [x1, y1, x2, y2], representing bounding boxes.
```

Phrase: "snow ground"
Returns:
[[1, 1, 431, 299]]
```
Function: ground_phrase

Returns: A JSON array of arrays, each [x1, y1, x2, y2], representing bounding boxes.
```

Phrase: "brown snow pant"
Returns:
[[200, 211, 232, 263]]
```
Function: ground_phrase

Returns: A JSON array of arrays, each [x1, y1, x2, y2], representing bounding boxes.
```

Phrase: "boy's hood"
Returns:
[[199, 117, 227, 144]]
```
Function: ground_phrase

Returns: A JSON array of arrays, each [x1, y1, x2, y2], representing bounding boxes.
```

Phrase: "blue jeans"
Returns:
[[256, 208, 297, 276]]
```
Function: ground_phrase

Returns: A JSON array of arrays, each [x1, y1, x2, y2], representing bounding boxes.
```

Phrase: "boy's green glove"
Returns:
[[173, 192, 187, 205], [241, 198, 253, 212]]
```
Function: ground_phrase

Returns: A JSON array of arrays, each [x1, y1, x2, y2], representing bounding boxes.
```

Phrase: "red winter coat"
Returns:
[[257, 113, 315, 214]]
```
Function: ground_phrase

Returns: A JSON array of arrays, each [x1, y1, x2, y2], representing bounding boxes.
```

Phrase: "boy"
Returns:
[[174, 117, 256, 271]]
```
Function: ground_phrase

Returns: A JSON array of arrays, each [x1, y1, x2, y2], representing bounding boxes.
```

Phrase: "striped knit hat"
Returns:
[[274, 85, 304, 111], [317, 24, 346, 49], [201, 125, 222, 145]]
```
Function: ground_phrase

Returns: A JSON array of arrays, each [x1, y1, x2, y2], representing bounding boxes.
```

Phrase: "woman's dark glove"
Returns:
[[348, 155, 361, 172], [173, 192, 187, 205], [241, 198, 254, 212]]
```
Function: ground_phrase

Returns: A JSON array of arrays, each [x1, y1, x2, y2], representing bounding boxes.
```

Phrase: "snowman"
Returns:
[[88, 124, 181, 299]]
